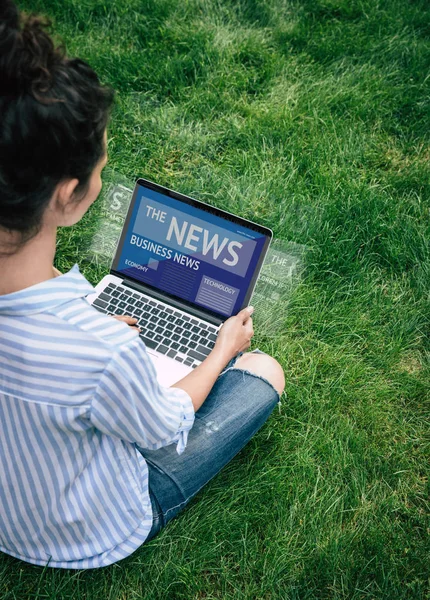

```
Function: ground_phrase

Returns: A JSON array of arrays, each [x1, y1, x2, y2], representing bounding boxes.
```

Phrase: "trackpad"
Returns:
[[148, 352, 193, 387]]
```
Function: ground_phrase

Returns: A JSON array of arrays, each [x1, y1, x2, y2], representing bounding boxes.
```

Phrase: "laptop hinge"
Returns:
[[116, 276, 224, 327]]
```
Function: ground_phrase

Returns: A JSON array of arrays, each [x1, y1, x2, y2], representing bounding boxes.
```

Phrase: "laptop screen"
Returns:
[[112, 180, 271, 319]]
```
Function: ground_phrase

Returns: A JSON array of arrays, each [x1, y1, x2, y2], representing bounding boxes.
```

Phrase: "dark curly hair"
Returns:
[[0, 0, 114, 250]]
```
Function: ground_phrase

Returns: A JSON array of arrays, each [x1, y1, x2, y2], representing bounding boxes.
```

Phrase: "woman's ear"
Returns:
[[47, 178, 80, 226]]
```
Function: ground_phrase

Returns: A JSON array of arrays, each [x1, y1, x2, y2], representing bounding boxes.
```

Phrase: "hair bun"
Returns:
[[0, 0, 63, 97]]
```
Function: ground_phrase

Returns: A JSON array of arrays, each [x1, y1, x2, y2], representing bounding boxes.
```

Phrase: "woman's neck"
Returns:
[[0, 225, 58, 295]]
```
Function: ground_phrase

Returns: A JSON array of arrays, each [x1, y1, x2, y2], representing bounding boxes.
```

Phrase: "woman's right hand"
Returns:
[[212, 306, 255, 363], [173, 306, 255, 411]]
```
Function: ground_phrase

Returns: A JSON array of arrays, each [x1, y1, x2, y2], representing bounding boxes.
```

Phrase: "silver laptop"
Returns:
[[87, 178, 272, 386]]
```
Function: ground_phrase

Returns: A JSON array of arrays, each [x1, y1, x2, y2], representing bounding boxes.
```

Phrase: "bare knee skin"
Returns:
[[234, 353, 285, 396]]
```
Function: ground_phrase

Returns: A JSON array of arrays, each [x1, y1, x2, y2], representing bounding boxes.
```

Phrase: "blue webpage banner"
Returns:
[[116, 186, 267, 316]]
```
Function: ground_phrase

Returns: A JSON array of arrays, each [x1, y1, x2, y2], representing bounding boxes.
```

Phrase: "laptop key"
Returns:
[[99, 292, 111, 302], [180, 337, 188, 345], [157, 345, 169, 355], [134, 309, 143, 317], [191, 334, 200, 342], [118, 301, 127, 309], [184, 358, 194, 366], [188, 349, 207, 362], [179, 345, 188, 354], [208, 333, 217, 342], [188, 341, 197, 349], [93, 298, 108, 309], [196, 344, 211, 357], [167, 349, 177, 359], [164, 330, 172, 338], [200, 330, 209, 337], [172, 334, 181, 342], [140, 335, 158, 350], [154, 334, 163, 343], [155, 326, 164, 334], [171, 342, 180, 350], [111, 290, 121, 298]]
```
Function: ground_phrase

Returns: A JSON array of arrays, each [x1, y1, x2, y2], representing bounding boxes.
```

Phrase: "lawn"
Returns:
[[1, 0, 429, 598]]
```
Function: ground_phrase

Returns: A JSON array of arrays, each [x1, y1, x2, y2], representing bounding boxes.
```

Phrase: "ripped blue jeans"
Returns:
[[139, 351, 280, 541]]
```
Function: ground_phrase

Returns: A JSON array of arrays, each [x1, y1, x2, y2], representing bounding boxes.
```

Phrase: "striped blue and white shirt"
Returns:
[[0, 265, 195, 569]]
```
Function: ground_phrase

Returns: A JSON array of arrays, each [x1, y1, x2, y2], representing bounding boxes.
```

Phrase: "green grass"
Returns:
[[2, 0, 429, 597]]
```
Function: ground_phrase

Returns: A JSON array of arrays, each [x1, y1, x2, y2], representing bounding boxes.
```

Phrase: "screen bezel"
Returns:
[[111, 178, 272, 321]]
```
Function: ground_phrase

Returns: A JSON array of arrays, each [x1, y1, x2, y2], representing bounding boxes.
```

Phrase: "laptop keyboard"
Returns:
[[92, 283, 219, 368]]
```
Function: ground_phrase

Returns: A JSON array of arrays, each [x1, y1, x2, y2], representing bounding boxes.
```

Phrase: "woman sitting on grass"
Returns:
[[0, 0, 284, 569]]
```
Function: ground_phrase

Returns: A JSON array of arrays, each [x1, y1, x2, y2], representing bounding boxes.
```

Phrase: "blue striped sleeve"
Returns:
[[90, 339, 195, 455]]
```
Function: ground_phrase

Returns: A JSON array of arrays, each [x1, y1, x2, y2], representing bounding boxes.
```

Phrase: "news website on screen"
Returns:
[[115, 185, 268, 317]]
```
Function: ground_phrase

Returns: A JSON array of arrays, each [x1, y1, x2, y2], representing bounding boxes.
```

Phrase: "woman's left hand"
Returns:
[[112, 315, 141, 331]]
